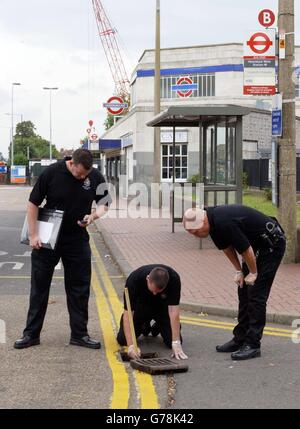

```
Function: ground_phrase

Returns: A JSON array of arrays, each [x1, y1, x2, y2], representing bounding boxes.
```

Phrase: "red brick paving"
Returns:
[[97, 205, 300, 316]]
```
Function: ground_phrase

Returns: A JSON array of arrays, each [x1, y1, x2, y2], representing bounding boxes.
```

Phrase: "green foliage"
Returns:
[[8, 121, 59, 164], [104, 114, 114, 131], [242, 172, 249, 190], [16, 121, 36, 138], [187, 173, 202, 185], [263, 187, 272, 201], [13, 153, 29, 166]]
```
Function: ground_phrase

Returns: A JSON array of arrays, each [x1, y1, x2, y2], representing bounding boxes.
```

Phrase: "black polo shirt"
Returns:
[[124, 265, 181, 311], [29, 160, 110, 235], [206, 205, 275, 254]]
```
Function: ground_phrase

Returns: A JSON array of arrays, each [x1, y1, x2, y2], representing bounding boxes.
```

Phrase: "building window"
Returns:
[[161, 144, 188, 181], [160, 74, 215, 99]]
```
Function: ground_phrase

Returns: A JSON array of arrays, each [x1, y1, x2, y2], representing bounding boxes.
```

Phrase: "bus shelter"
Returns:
[[147, 105, 250, 232]]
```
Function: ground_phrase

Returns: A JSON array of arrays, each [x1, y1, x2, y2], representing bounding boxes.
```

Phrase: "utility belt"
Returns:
[[260, 217, 286, 249]]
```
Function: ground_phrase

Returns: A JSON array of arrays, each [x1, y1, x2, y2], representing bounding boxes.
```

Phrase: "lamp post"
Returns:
[[11, 83, 21, 167], [43, 87, 58, 162]]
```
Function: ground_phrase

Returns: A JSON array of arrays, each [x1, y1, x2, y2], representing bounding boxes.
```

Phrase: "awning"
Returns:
[[146, 105, 250, 128], [82, 139, 122, 151]]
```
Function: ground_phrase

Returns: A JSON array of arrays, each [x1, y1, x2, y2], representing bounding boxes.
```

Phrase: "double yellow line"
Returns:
[[181, 316, 293, 338], [90, 234, 159, 409]]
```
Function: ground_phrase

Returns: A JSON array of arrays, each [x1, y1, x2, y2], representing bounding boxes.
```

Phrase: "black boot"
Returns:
[[216, 339, 243, 353], [231, 344, 261, 361]]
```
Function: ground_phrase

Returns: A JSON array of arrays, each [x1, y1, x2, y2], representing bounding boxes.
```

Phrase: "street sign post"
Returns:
[[243, 30, 276, 95], [103, 96, 128, 116], [272, 93, 283, 137], [271, 141, 279, 207], [258, 9, 276, 28], [279, 31, 286, 59], [10, 165, 26, 184]]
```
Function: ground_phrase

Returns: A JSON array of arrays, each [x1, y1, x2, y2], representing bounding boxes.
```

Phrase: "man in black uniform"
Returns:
[[14, 149, 110, 350], [117, 265, 188, 360], [183, 205, 286, 361]]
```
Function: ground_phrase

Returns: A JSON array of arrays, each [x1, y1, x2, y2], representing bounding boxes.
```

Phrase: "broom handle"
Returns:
[[124, 288, 138, 351]]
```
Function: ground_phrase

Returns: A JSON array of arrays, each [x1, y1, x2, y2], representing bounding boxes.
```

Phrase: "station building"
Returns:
[[95, 43, 300, 193]]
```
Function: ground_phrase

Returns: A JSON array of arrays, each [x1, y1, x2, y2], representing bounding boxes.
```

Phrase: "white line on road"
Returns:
[[0, 262, 24, 270], [14, 251, 32, 257]]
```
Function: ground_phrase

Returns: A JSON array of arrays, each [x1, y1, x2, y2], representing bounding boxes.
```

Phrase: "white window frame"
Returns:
[[161, 143, 188, 183]]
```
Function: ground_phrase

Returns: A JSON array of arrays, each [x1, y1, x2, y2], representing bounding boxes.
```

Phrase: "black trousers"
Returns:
[[233, 239, 286, 349], [117, 303, 177, 349], [23, 234, 91, 339]]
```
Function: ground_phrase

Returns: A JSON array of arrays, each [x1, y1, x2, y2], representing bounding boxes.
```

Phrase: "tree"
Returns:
[[16, 121, 36, 138], [8, 121, 60, 165], [104, 113, 114, 130], [13, 153, 28, 166]]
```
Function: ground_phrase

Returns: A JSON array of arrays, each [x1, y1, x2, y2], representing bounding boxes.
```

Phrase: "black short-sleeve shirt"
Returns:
[[124, 265, 181, 311], [206, 205, 276, 254], [29, 160, 111, 235]]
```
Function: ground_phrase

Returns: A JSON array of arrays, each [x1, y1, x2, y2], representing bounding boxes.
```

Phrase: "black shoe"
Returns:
[[70, 335, 101, 349], [231, 344, 261, 361], [150, 321, 160, 337], [216, 339, 243, 353], [14, 335, 40, 350]]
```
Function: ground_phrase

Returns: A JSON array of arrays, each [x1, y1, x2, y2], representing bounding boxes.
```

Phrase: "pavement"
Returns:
[[95, 200, 300, 326]]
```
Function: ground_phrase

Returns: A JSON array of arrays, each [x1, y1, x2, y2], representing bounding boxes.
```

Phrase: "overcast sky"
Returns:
[[0, 0, 299, 158]]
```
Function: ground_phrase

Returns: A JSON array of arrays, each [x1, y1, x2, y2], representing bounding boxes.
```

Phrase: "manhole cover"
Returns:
[[130, 357, 189, 375]]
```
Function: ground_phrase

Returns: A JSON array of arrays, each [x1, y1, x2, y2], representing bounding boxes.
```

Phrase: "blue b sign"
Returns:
[[272, 109, 282, 137]]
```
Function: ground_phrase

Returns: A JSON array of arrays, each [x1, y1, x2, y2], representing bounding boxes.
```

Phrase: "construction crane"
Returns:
[[91, 0, 130, 102]]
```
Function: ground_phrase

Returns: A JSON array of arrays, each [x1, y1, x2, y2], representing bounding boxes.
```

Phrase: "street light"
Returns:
[[11, 82, 21, 167], [43, 87, 58, 162]]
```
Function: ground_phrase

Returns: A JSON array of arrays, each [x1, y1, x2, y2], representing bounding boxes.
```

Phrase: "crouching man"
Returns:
[[117, 265, 188, 360]]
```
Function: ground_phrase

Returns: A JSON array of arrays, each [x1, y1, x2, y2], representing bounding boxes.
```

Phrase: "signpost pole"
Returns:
[[277, 0, 297, 263]]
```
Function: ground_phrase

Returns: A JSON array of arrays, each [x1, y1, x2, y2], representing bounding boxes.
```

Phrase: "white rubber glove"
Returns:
[[77, 214, 94, 228], [128, 345, 141, 360], [244, 272, 258, 286], [171, 340, 188, 360], [234, 271, 244, 288]]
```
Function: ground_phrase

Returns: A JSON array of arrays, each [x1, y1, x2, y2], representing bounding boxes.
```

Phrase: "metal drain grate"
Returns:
[[130, 357, 189, 375]]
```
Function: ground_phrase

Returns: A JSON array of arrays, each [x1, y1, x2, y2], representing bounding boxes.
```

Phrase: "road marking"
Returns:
[[181, 316, 293, 334], [181, 319, 292, 338], [0, 251, 8, 256], [90, 234, 159, 410], [14, 251, 31, 257], [91, 269, 130, 409], [0, 262, 24, 270]]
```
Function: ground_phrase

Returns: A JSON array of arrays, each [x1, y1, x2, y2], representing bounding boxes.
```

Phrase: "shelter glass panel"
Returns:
[[216, 122, 226, 185]]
